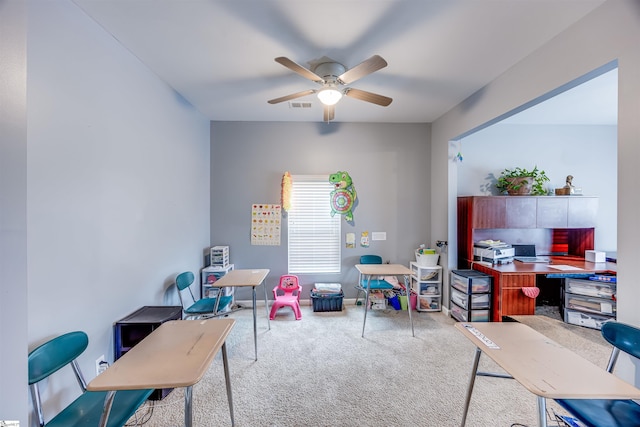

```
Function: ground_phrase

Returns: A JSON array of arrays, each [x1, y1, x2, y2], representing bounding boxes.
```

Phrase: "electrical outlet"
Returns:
[[95, 355, 107, 376]]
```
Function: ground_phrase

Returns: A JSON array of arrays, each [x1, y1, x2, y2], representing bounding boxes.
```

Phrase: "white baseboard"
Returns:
[[235, 297, 359, 307]]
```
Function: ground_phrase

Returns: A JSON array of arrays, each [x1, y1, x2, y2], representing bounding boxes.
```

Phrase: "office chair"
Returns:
[[354, 255, 395, 306], [28, 331, 153, 427], [269, 274, 302, 320], [554, 321, 640, 427], [175, 271, 232, 319]]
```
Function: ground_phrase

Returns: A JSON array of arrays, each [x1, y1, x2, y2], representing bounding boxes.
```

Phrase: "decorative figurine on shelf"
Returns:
[[561, 174, 583, 195], [329, 171, 357, 223], [563, 175, 575, 195]]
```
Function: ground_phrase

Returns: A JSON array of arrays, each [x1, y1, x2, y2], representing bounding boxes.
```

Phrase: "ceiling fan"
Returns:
[[268, 55, 392, 122]]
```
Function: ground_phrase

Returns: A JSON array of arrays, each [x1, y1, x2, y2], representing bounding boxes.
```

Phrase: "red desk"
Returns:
[[472, 256, 616, 321]]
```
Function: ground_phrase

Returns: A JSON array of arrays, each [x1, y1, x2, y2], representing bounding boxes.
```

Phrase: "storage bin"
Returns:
[[451, 288, 490, 310], [565, 278, 616, 299], [417, 295, 441, 311], [565, 293, 616, 316], [415, 251, 439, 267], [369, 292, 387, 310], [310, 291, 343, 312], [564, 309, 612, 330], [450, 304, 490, 322], [451, 270, 491, 294]]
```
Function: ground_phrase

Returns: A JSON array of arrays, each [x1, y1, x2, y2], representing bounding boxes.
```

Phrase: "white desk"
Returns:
[[456, 321, 640, 427], [88, 318, 235, 427], [213, 268, 270, 360], [355, 263, 414, 337]]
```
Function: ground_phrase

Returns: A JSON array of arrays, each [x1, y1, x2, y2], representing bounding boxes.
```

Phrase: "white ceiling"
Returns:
[[72, 0, 613, 124]]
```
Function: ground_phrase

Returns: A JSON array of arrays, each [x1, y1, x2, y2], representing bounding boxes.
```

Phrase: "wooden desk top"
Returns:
[[355, 264, 412, 276], [455, 322, 640, 399], [214, 269, 270, 287], [88, 319, 235, 391], [477, 256, 616, 275]]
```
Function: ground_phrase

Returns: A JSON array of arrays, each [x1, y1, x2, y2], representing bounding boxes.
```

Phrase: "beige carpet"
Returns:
[[125, 304, 610, 427]]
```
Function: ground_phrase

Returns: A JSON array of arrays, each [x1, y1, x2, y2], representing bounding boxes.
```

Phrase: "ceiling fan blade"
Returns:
[[344, 88, 392, 107], [275, 57, 324, 83], [323, 105, 335, 122], [268, 89, 316, 104], [337, 55, 388, 85]]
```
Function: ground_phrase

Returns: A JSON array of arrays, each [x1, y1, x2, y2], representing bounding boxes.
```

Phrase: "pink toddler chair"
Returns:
[[269, 275, 302, 320]]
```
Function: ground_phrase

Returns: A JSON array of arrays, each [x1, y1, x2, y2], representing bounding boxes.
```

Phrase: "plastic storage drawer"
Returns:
[[451, 270, 491, 294], [417, 295, 441, 311], [450, 303, 490, 322], [451, 287, 490, 310], [564, 309, 612, 330], [565, 293, 616, 316], [565, 278, 616, 299], [410, 264, 442, 281]]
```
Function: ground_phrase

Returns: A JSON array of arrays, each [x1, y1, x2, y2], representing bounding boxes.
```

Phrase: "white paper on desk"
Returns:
[[548, 265, 584, 271]]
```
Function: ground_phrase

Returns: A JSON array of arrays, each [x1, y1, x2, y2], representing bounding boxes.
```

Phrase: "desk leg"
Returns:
[[212, 287, 223, 316], [252, 286, 258, 361], [537, 396, 547, 427], [263, 281, 271, 331], [185, 385, 193, 427], [403, 274, 414, 337], [222, 342, 235, 426], [461, 347, 482, 427], [361, 275, 372, 338], [98, 390, 116, 427]]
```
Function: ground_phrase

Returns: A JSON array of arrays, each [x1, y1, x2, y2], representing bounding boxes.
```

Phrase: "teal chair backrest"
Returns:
[[28, 331, 154, 427], [601, 321, 640, 369], [28, 331, 88, 385], [176, 271, 195, 292], [360, 255, 382, 265]]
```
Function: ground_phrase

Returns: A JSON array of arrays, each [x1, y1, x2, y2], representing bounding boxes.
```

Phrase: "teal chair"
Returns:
[[355, 255, 394, 305], [555, 321, 640, 427], [28, 331, 153, 427], [176, 271, 232, 319]]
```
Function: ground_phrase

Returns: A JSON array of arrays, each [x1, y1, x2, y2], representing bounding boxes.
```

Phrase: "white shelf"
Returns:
[[410, 262, 442, 312], [201, 264, 234, 304]]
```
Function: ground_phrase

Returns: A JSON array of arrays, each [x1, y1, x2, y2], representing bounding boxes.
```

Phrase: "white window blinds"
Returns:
[[288, 175, 341, 273]]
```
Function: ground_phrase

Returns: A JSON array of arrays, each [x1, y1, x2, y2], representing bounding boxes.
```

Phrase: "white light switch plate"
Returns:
[[371, 232, 386, 241]]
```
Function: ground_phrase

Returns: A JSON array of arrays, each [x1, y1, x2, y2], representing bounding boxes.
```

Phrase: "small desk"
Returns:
[[88, 318, 235, 427], [355, 263, 414, 337], [472, 256, 617, 321], [456, 322, 640, 427], [213, 268, 270, 360]]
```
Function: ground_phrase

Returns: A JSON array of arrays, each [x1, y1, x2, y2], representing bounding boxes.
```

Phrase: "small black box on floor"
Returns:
[[310, 290, 344, 312]]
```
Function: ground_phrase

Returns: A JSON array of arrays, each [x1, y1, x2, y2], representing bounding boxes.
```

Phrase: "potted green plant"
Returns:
[[495, 166, 549, 195]]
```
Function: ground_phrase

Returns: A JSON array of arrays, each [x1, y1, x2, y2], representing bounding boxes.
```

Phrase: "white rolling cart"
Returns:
[[410, 262, 442, 312]]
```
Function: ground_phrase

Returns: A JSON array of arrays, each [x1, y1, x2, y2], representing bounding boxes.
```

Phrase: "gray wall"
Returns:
[[432, 0, 640, 383], [457, 123, 617, 252], [0, 0, 28, 424], [210, 121, 431, 299], [19, 2, 211, 424]]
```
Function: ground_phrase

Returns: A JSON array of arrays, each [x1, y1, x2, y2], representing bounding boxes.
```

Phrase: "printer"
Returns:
[[473, 240, 515, 264]]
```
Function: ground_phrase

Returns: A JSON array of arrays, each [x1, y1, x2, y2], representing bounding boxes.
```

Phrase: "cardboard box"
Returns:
[[585, 250, 606, 263]]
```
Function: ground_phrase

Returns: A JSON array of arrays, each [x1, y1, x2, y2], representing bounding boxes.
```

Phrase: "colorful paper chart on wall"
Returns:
[[251, 204, 281, 246]]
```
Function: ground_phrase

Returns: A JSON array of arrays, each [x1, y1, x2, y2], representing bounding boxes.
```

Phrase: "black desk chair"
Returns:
[[555, 321, 640, 427]]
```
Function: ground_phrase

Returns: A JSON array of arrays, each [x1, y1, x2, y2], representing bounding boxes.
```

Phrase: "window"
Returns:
[[288, 175, 341, 273]]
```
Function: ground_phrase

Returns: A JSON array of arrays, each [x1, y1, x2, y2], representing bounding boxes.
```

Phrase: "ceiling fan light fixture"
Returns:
[[317, 88, 342, 106]]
